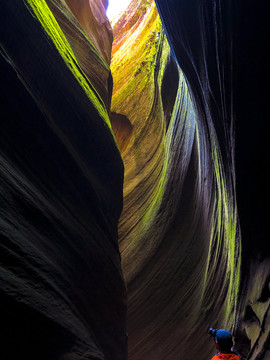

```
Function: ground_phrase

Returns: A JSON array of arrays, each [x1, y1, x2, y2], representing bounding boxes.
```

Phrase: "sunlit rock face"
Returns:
[[111, 0, 178, 282], [65, 0, 112, 64], [0, 1, 126, 359], [47, 0, 113, 110], [111, 1, 241, 359]]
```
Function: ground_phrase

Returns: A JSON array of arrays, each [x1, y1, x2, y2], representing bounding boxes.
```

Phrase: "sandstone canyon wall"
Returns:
[[0, 0, 269, 360], [110, 1, 241, 359], [1, 1, 126, 359], [153, 1, 269, 359]]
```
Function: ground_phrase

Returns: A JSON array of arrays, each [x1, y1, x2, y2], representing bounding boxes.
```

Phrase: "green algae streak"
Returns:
[[26, 0, 113, 133], [202, 140, 241, 328]]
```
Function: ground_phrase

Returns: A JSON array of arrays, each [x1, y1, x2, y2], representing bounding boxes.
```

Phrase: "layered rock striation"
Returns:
[[111, 1, 241, 359], [1, 1, 126, 359], [1, 0, 269, 359], [154, 1, 270, 359]]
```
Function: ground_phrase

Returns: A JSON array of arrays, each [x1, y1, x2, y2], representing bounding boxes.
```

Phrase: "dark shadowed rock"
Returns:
[[0, 1, 127, 359], [154, 0, 270, 359]]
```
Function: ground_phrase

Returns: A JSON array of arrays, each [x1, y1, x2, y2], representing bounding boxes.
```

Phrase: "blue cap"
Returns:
[[215, 329, 232, 342]]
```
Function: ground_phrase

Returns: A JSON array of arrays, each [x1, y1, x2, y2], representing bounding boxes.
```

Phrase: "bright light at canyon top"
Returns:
[[106, 0, 132, 21]]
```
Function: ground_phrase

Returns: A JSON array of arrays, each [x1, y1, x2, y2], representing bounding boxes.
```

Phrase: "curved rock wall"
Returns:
[[0, 1, 126, 359], [111, 0, 174, 281], [46, 0, 113, 110], [1, 0, 269, 359], [153, 0, 270, 359], [111, 1, 241, 359]]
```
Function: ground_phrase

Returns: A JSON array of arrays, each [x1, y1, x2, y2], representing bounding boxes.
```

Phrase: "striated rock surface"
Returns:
[[1, 0, 269, 359], [0, 1, 126, 359], [111, 0, 176, 281], [153, 1, 270, 359], [111, 1, 241, 359], [46, 0, 113, 110], [65, 0, 112, 65]]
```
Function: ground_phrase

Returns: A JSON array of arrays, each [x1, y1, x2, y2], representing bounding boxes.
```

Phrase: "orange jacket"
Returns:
[[211, 353, 241, 360]]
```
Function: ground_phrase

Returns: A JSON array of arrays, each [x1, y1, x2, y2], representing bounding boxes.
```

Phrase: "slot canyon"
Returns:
[[0, 0, 269, 359]]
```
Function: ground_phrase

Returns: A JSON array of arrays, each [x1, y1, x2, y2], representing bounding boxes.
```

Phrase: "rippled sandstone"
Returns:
[[111, 1, 241, 359], [0, 0, 269, 360], [1, 1, 126, 359], [154, 1, 269, 359]]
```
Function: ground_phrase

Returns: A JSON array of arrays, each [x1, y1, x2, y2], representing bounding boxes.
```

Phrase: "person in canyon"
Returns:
[[209, 328, 242, 360]]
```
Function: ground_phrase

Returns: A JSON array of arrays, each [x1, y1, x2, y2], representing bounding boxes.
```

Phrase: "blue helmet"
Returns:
[[209, 328, 233, 350], [214, 329, 232, 343]]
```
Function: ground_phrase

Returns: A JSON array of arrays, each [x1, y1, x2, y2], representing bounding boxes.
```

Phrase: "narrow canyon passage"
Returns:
[[0, 1, 269, 360], [109, 1, 241, 359]]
